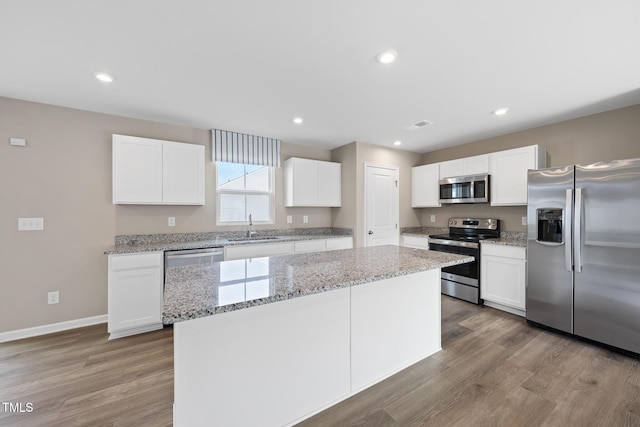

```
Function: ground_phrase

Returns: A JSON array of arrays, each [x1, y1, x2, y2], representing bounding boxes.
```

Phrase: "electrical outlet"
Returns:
[[18, 218, 44, 231], [48, 291, 60, 305], [430, 215, 436, 223], [287, 215, 292, 224], [303, 215, 309, 224], [522, 216, 527, 226], [168, 217, 176, 227]]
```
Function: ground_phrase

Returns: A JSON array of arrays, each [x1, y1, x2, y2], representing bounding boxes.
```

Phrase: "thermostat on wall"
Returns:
[[10, 138, 27, 147]]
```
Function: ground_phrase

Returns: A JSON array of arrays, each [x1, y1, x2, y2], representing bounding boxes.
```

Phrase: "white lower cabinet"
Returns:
[[325, 237, 353, 251], [224, 237, 354, 260], [401, 235, 430, 250], [108, 252, 164, 339], [480, 243, 526, 317], [294, 239, 327, 254]]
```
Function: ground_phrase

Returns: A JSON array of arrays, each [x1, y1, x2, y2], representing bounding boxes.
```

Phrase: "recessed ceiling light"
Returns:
[[492, 108, 509, 116], [94, 72, 115, 83], [293, 117, 303, 124], [376, 49, 398, 64], [393, 140, 402, 146]]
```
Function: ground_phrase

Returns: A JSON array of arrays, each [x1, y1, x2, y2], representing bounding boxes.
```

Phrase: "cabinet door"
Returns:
[[481, 245, 526, 311], [439, 160, 465, 179], [317, 161, 341, 206], [109, 267, 163, 332], [463, 155, 489, 175], [113, 135, 163, 204], [289, 158, 318, 206], [163, 141, 205, 205], [490, 145, 545, 206], [412, 164, 440, 207]]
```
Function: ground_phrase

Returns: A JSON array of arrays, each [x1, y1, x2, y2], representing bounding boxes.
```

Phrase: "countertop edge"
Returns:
[[105, 234, 353, 255], [162, 252, 473, 325]]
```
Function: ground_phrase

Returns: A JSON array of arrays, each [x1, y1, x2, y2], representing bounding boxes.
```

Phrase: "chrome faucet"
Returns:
[[247, 214, 257, 238]]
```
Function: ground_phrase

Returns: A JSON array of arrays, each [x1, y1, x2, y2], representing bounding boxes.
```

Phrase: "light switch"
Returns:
[[303, 215, 309, 224], [168, 217, 176, 227], [522, 216, 527, 226], [430, 215, 436, 223], [287, 215, 292, 224]]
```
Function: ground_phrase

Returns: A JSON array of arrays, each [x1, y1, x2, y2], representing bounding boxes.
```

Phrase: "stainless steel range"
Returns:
[[428, 218, 500, 304]]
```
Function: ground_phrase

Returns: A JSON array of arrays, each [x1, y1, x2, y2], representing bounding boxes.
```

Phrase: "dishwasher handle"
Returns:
[[165, 250, 223, 260]]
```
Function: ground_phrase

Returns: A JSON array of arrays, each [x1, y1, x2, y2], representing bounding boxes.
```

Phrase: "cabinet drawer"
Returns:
[[225, 242, 294, 260], [294, 239, 326, 253], [110, 252, 163, 270], [325, 237, 353, 251], [481, 243, 525, 259], [402, 235, 430, 250]]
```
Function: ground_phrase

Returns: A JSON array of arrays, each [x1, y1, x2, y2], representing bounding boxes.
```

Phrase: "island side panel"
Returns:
[[351, 269, 441, 392], [173, 287, 351, 427]]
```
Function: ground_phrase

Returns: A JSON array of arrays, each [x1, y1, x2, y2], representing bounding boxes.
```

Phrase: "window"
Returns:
[[216, 162, 274, 224]]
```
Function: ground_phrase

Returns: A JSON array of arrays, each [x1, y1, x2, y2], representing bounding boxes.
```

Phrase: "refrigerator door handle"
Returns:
[[574, 187, 583, 273], [565, 188, 573, 272]]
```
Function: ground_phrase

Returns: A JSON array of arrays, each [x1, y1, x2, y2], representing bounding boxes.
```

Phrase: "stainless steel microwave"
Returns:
[[438, 174, 490, 204]]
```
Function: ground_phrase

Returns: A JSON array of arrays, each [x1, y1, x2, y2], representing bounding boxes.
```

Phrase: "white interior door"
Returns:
[[365, 164, 399, 247]]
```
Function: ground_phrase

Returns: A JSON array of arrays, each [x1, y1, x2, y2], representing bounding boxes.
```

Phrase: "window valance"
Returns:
[[212, 129, 281, 168]]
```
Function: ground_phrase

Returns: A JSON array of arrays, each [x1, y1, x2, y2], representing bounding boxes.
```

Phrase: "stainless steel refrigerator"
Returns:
[[527, 158, 640, 354]]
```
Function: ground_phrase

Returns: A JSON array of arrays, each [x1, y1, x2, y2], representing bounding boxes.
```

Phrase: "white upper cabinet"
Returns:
[[439, 154, 489, 178], [284, 157, 341, 207], [489, 145, 546, 206], [113, 135, 205, 205], [162, 141, 205, 205], [113, 135, 164, 204], [412, 164, 440, 207]]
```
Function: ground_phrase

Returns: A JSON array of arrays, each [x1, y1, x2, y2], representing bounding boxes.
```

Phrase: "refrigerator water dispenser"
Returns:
[[537, 208, 563, 243]]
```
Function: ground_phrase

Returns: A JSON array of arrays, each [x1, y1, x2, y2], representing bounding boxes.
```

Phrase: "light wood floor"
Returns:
[[2, 297, 640, 426]]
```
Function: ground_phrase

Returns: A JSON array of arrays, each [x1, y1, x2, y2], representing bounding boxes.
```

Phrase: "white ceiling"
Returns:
[[1, 1, 639, 153]]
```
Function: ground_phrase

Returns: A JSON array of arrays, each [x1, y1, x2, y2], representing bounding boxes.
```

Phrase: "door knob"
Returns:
[[368, 230, 373, 235]]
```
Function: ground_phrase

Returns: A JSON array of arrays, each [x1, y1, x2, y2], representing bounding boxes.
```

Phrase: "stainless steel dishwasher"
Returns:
[[164, 247, 225, 274]]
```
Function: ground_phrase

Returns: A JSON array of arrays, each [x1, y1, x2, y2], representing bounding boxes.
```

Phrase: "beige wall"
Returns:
[[418, 105, 640, 231], [0, 96, 334, 334], [332, 142, 423, 247]]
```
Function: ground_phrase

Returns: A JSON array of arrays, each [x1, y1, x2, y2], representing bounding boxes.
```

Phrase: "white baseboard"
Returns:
[[0, 315, 108, 343], [483, 300, 526, 317]]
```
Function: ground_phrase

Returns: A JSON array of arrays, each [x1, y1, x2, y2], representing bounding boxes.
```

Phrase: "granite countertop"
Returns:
[[163, 245, 473, 324], [401, 227, 527, 248], [104, 227, 353, 255], [400, 227, 448, 237], [482, 232, 527, 248]]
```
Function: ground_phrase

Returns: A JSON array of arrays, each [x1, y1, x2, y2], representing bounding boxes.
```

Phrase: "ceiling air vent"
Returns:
[[404, 120, 433, 131]]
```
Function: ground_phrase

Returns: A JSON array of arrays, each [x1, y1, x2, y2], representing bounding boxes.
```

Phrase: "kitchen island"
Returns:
[[168, 245, 472, 427]]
